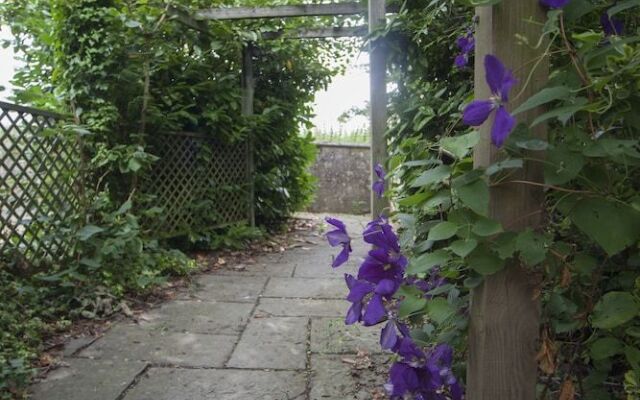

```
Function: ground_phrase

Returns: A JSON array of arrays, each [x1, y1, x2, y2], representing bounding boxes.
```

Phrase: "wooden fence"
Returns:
[[0, 101, 81, 263], [0, 101, 251, 264]]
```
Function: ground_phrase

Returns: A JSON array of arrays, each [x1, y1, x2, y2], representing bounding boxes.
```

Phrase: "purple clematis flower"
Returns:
[[454, 31, 475, 69], [463, 54, 517, 147], [344, 274, 398, 326], [359, 248, 406, 284], [325, 217, 352, 268], [601, 13, 624, 36], [372, 163, 386, 198], [539, 0, 570, 9]]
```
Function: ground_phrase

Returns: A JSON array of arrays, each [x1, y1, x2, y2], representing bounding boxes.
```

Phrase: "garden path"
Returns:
[[30, 214, 387, 400]]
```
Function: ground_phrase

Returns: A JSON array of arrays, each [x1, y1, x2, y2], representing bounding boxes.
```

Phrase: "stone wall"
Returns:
[[308, 143, 371, 215]]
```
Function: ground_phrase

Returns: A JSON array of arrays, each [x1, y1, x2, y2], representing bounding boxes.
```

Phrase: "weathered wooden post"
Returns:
[[467, 2, 548, 399], [369, 0, 388, 218], [242, 43, 256, 227]]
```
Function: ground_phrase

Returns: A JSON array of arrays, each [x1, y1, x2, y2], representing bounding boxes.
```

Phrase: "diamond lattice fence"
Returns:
[[0, 101, 81, 263], [144, 131, 251, 237]]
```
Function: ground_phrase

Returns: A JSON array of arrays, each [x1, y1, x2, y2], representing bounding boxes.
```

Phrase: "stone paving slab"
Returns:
[[309, 354, 388, 400], [185, 275, 267, 302], [79, 325, 236, 367], [263, 277, 346, 299], [255, 297, 348, 318], [311, 317, 382, 354], [215, 256, 295, 278], [227, 317, 308, 370], [293, 258, 359, 279], [30, 358, 146, 400], [123, 368, 307, 400], [134, 300, 253, 335]]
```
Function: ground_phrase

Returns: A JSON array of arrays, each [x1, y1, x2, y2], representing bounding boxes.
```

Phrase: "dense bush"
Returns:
[[0, 0, 350, 396], [379, 0, 640, 398]]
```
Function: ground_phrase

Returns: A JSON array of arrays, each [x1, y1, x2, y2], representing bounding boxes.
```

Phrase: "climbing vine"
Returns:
[[326, 0, 640, 399]]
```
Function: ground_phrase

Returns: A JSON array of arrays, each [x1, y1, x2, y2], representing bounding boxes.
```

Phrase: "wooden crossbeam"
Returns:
[[167, 5, 210, 34], [262, 26, 367, 39], [196, 2, 367, 20]]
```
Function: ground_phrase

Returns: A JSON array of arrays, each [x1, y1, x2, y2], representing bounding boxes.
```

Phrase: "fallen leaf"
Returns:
[[536, 330, 556, 375], [559, 378, 575, 400], [560, 266, 572, 288]]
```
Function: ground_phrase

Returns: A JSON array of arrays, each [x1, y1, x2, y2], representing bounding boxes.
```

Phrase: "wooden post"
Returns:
[[369, 0, 387, 218], [242, 43, 256, 227], [467, 2, 548, 400]]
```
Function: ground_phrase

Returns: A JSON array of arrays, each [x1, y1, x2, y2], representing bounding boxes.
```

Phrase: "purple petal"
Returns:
[[500, 70, 517, 102], [346, 279, 374, 303], [372, 180, 385, 198], [454, 54, 468, 69], [374, 163, 386, 179], [325, 217, 346, 232], [387, 363, 420, 396], [601, 13, 624, 36], [491, 106, 516, 148], [332, 244, 351, 268], [539, 0, 571, 9], [326, 229, 350, 247], [375, 279, 399, 296], [463, 100, 495, 126], [380, 320, 398, 349], [345, 301, 362, 325], [363, 294, 386, 326], [484, 54, 506, 95], [450, 381, 465, 400]]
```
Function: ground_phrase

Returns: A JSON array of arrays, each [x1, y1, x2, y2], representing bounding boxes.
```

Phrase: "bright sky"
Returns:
[[0, 26, 21, 101], [311, 51, 370, 132], [0, 26, 370, 131]]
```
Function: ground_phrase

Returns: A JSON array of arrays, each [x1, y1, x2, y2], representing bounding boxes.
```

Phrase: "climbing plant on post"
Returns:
[[467, 1, 548, 399]]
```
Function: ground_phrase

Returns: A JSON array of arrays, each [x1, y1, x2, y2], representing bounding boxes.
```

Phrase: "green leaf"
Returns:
[[626, 346, 640, 372], [398, 191, 431, 207], [494, 232, 518, 259], [515, 138, 549, 151], [608, 0, 640, 16], [544, 145, 585, 185], [426, 298, 456, 324], [410, 165, 451, 188], [77, 225, 105, 241], [472, 217, 503, 237], [440, 131, 479, 160], [456, 179, 489, 216], [399, 294, 427, 319], [590, 337, 624, 360], [592, 292, 640, 329], [512, 86, 572, 115], [566, 198, 640, 256], [428, 221, 459, 241], [485, 159, 524, 176], [515, 230, 548, 266], [407, 250, 451, 275], [531, 98, 588, 127], [467, 246, 506, 276], [449, 239, 478, 258]]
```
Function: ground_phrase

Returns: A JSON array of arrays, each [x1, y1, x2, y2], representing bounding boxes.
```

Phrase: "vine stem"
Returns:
[[559, 14, 597, 136], [491, 179, 593, 194]]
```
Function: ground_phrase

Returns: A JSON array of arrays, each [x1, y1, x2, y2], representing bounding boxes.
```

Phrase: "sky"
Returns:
[[311, 51, 370, 133], [0, 26, 370, 132], [0, 26, 21, 101]]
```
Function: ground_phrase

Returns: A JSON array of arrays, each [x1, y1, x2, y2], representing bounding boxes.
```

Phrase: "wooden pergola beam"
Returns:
[[167, 5, 210, 35], [262, 26, 367, 40], [196, 2, 366, 20]]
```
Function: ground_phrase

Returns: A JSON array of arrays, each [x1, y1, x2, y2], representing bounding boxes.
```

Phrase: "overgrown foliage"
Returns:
[[382, 0, 640, 398], [0, 0, 350, 396]]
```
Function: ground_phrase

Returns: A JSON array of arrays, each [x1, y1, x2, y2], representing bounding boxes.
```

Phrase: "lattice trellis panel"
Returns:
[[144, 131, 251, 237], [0, 101, 81, 263]]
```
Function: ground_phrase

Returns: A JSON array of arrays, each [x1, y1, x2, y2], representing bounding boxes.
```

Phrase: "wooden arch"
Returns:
[[169, 1, 392, 218]]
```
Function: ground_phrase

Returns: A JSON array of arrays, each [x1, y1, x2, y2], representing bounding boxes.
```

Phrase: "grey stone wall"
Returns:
[[307, 143, 371, 215]]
